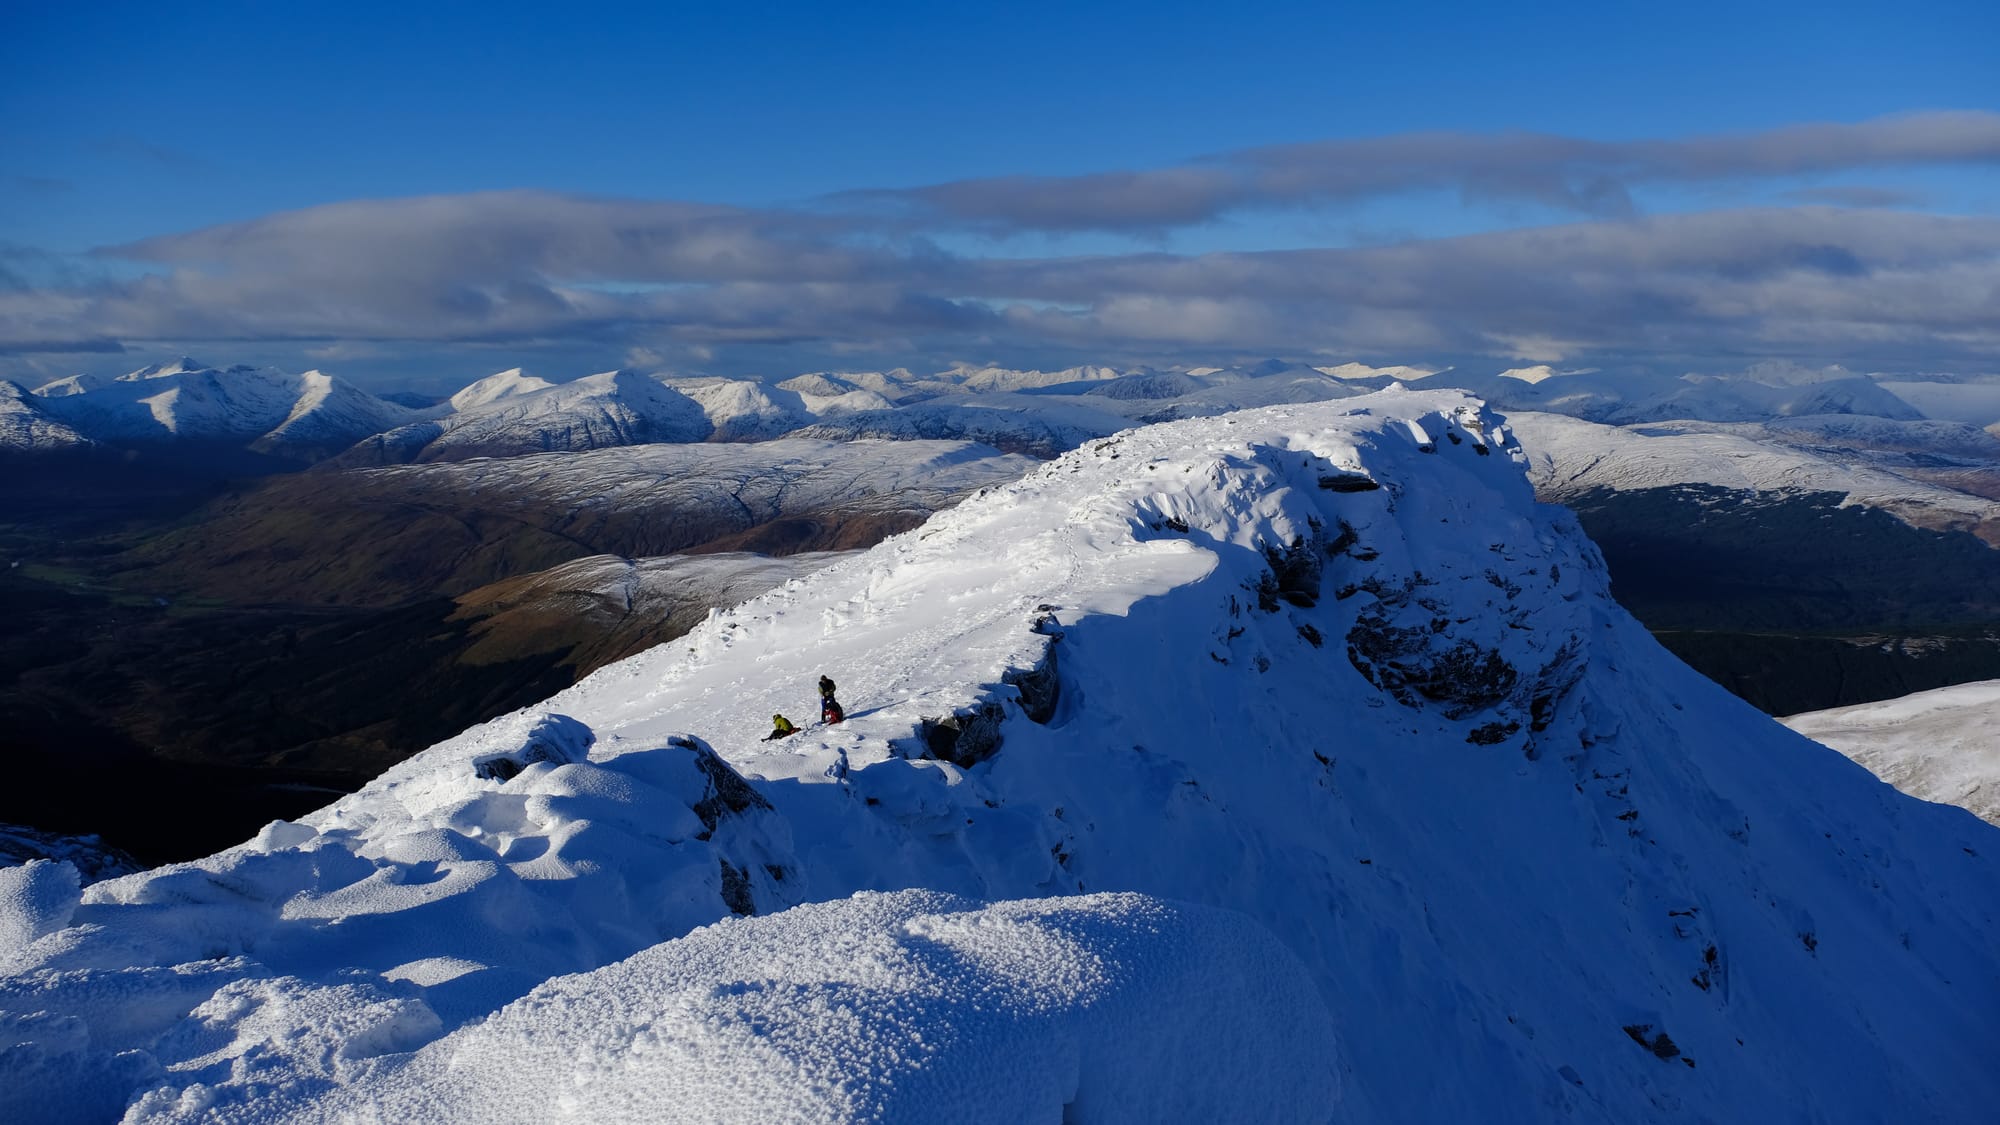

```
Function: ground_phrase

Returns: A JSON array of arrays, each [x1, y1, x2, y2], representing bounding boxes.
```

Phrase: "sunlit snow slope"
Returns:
[[1784, 679, 2000, 826], [4, 388, 1996, 1124]]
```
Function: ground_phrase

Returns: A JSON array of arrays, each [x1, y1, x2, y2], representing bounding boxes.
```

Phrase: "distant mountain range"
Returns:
[[13, 357, 420, 460], [17, 356, 1994, 466]]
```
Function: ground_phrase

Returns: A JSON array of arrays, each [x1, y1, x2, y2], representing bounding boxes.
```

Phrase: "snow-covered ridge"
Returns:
[[4, 388, 1996, 1122]]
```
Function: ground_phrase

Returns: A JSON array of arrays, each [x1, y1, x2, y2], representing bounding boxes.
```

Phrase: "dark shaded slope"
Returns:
[[1566, 484, 2000, 712]]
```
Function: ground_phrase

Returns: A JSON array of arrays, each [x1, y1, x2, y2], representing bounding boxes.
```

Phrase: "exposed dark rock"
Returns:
[[1267, 536, 1325, 608], [1348, 609, 1518, 719], [1622, 1024, 1683, 1061], [1317, 472, 1381, 493], [1325, 520, 1361, 557], [1004, 641, 1062, 724], [673, 734, 775, 837], [718, 858, 755, 915], [921, 702, 1007, 767], [1345, 574, 1587, 742]]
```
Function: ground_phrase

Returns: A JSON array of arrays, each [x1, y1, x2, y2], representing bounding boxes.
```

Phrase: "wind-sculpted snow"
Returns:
[[144, 891, 1335, 1125], [1784, 679, 2000, 826], [4, 388, 1997, 1123]]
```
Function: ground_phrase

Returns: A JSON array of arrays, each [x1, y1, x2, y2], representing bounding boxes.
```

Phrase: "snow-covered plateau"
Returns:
[[1508, 410, 2000, 542], [1784, 679, 2000, 827], [3, 388, 1996, 1123]]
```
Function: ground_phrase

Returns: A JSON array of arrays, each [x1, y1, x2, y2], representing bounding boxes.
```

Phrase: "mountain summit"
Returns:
[[3, 388, 1994, 1122]]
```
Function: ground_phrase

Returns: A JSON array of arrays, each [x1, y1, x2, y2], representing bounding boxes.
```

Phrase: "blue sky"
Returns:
[[2, 1, 1996, 391]]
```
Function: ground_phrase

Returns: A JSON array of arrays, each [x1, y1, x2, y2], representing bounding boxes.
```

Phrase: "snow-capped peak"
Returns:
[[448, 366, 555, 412], [28, 372, 108, 398], [115, 356, 210, 381]]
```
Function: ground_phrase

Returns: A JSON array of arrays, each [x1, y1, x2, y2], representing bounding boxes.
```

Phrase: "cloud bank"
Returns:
[[4, 112, 1997, 376]]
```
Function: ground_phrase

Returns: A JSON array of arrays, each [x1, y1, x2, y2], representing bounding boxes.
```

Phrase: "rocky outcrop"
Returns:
[[917, 612, 1065, 766]]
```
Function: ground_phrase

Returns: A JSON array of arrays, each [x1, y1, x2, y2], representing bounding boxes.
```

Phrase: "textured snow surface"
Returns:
[[150, 890, 1335, 1125], [3, 388, 1996, 1123], [0, 861, 82, 949], [1784, 679, 2000, 826]]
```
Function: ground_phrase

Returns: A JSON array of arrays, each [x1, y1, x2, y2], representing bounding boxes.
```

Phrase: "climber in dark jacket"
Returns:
[[818, 675, 845, 724]]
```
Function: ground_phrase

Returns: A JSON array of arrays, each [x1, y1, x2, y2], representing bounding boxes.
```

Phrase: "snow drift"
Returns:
[[3, 387, 1995, 1123]]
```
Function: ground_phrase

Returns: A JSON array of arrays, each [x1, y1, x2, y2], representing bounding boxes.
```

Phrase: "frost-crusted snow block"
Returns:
[[667, 734, 775, 838], [471, 713, 594, 782], [0, 860, 82, 950]]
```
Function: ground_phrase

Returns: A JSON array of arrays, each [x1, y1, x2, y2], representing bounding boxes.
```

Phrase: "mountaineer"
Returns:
[[819, 675, 845, 724]]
